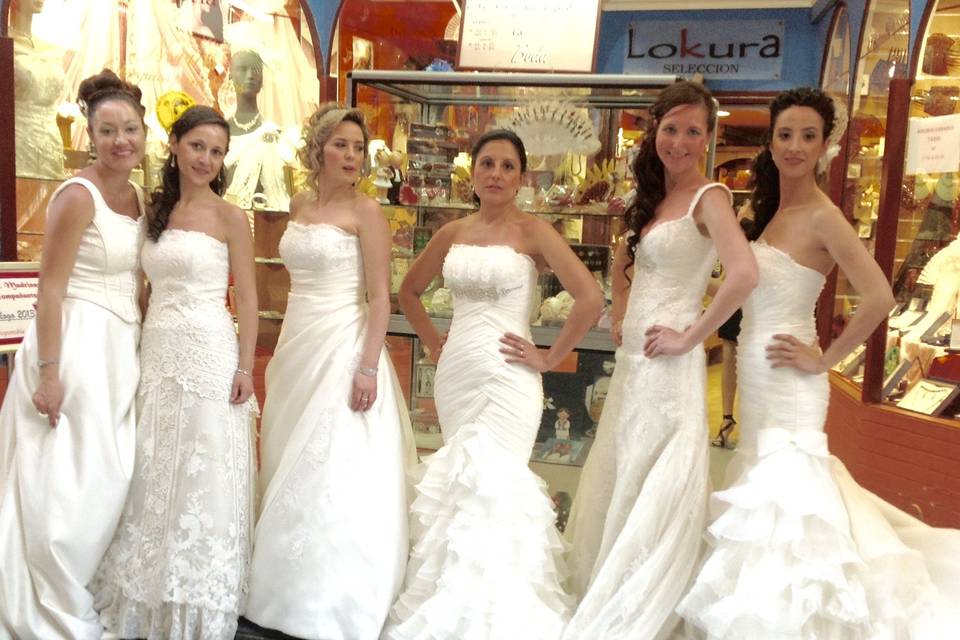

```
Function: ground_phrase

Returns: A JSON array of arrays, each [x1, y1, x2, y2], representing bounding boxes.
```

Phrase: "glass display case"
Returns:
[[315, 69, 712, 498], [830, 0, 911, 385], [878, 0, 960, 419]]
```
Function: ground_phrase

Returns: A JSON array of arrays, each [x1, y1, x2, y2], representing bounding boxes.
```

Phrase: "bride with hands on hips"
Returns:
[[679, 86, 960, 639], [0, 69, 146, 639], [562, 80, 757, 640], [244, 104, 415, 640], [382, 129, 604, 639]]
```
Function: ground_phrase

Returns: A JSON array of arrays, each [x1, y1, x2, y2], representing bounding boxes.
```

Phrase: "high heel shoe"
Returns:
[[711, 415, 736, 449]]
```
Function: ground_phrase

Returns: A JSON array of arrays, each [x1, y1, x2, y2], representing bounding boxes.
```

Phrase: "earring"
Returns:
[[171, 154, 177, 168]]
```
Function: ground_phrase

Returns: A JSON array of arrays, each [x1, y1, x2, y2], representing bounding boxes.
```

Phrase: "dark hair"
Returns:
[[470, 129, 528, 206], [624, 81, 717, 273], [77, 69, 145, 125], [300, 103, 370, 193], [748, 87, 836, 240], [147, 106, 230, 242]]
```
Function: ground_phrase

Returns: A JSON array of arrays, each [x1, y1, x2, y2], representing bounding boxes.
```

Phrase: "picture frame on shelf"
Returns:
[[896, 377, 960, 416]]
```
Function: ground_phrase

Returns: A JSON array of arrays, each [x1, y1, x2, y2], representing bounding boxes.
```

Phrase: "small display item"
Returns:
[[156, 91, 197, 133], [896, 377, 960, 416], [883, 358, 914, 399]]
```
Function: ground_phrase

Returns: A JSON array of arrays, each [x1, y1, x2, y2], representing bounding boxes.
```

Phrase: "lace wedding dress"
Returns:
[[0, 177, 142, 640], [96, 229, 257, 639], [563, 184, 729, 640], [382, 244, 572, 640], [678, 240, 960, 639], [245, 222, 416, 639]]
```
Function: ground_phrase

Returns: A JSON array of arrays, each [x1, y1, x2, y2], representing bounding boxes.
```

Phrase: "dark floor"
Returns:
[[235, 617, 306, 640]]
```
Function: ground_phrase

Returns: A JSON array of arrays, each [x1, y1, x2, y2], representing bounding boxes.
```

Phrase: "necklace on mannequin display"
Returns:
[[231, 112, 262, 133]]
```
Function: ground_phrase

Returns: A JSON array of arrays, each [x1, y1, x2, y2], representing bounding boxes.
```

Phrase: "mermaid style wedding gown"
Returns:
[[245, 221, 416, 639], [563, 183, 729, 640], [383, 244, 572, 640], [678, 240, 960, 639]]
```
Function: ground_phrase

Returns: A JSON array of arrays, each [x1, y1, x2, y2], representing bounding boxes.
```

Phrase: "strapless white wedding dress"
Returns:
[[245, 222, 416, 639], [383, 244, 572, 640], [678, 240, 960, 639]]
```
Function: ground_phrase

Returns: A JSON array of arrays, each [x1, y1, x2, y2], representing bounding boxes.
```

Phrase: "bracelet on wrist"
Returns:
[[356, 365, 378, 377], [235, 367, 252, 377], [38, 358, 59, 369]]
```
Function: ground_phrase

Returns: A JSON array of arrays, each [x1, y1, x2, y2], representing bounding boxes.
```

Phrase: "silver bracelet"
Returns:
[[38, 358, 60, 369], [356, 365, 378, 377], [235, 367, 252, 377]]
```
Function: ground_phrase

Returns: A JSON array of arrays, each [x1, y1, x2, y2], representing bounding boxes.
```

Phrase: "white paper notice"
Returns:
[[457, 0, 601, 72], [905, 114, 960, 175]]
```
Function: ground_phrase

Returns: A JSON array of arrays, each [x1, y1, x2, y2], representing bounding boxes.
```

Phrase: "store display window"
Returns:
[[8, 0, 321, 261], [882, 0, 960, 419], [830, 0, 910, 385]]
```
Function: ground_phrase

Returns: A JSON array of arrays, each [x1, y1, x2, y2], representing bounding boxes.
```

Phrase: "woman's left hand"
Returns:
[[644, 325, 692, 358], [500, 332, 548, 372], [350, 371, 378, 412], [230, 371, 254, 404], [766, 333, 826, 374]]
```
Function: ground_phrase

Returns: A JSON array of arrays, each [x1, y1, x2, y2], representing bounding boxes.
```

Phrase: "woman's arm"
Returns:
[[610, 238, 631, 346], [351, 198, 392, 411], [645, 186, 758, 358], [398, 222, 457, 363], [32, 186, 96, 427], [768, 206, 894, 373], [224, 203, 258, 404], [501, 217, 604, 371]]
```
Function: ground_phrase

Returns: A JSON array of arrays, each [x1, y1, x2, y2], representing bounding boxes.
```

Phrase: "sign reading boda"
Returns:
[[624, 20, 784, 80]]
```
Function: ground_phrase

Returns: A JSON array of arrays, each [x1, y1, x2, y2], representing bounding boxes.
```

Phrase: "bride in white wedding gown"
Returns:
[[562, 81, 757, 640], [245, 106, 416, 640], [678, 87, 960, 639], [96, 106, 258, 639], [383, 130, 603, 640]]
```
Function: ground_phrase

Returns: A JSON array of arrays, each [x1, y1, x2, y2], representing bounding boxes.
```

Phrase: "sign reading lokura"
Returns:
[[0, 263, 39, 347], [624, 20, 784, 80]]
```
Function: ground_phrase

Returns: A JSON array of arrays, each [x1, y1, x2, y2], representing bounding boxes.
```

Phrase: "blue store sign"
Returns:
[[624, 20, 784, 80]]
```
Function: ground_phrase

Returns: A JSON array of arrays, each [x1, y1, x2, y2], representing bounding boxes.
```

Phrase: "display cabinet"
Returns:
[[328, 70, 714, 501], [829, 0, 911, 386], [818, 1, 960, 528]]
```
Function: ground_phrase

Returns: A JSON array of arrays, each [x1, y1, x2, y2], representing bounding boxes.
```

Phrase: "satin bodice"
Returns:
[[740, 240, 827, 350], [57, 178, 143, 323], [738, 240, 829, 441], [442, 244, 539, 340], [620, 184, 727, 354], [279, 221, 363, 307]]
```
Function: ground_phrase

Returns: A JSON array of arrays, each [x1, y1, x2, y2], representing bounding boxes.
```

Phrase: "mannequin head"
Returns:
[[229, 50, 264, 99]]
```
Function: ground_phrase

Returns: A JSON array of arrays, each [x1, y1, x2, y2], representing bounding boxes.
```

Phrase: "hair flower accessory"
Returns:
[[817, 94, 849, 175]]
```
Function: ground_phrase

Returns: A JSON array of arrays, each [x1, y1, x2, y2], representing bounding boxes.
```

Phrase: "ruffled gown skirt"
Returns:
[[0, 299, 139, 640], [678, 318, 960, 639], [382, 303, 572, 640]]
